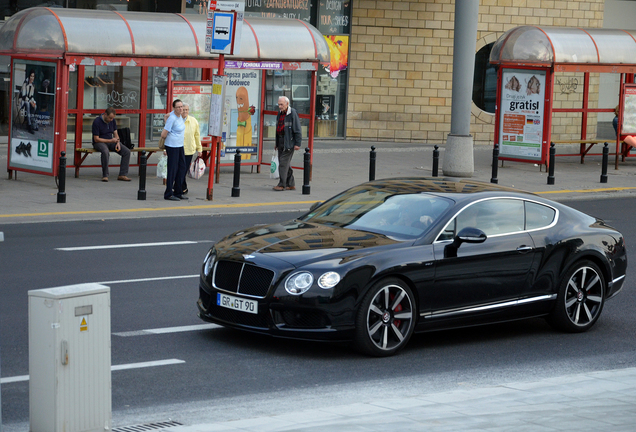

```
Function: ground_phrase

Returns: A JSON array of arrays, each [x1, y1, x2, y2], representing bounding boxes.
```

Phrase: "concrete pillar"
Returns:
[[443, 0, 479, 178]]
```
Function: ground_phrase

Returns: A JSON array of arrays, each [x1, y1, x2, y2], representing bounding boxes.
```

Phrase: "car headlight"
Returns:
[[317, 271, 340, 289], [285, 271, 314, 295], [203, 251, 216, 277]]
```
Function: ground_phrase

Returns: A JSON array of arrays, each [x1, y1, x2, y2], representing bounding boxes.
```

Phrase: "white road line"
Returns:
[[0, 359, 185, 384], [113, 323, 220, 337], [97, 274, 199, 285], [56, 241, 210, 251]]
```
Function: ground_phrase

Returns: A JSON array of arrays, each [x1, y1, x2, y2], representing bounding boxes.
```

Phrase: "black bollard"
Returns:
[[57, 151, 66, 203], [138, 151, 147, 200], [369, 145, 376, 181], [302, 147, 311, 195], [600, 142, 609, 184], [547, 142, 556, 185], [432, 145, 439, 177], [490, 144, 499, 184], [231, 149, 241, 197]]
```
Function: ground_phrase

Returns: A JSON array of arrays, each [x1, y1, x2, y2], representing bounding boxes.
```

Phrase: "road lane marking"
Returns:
[[97, 274, 198, 285], [536, 186, 636, 194], [0, 200, 317, 219], [55, 241, 209, 251], [0, 359, 185, 384], [113, 323, 221, 337]]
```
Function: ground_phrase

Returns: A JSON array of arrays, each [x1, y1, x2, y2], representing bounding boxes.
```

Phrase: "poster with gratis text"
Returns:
[[498, 69, 546, 161]]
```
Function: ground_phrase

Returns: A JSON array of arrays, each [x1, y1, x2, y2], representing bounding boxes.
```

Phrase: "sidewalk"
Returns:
[[1, 140, 636, 225], [156, 367, 636, 432]]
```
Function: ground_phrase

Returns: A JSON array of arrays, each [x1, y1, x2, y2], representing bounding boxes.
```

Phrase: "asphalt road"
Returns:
[[1, 199, 635, 428]]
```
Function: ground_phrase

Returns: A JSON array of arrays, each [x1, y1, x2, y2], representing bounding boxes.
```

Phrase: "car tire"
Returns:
[[548, 260, 605, 333], [354, 278, 416, 357]]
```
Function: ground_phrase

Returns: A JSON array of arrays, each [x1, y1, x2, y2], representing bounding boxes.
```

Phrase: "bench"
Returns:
[[74, 146, 214, 178], [550, 139, 622, 164]]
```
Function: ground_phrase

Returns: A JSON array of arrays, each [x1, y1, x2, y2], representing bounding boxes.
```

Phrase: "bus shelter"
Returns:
[[0, 7, 329, 181], [490, 26, 636, 169]]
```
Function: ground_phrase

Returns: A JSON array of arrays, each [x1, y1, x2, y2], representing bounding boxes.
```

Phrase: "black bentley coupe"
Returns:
[[197, 178, 627, 356]]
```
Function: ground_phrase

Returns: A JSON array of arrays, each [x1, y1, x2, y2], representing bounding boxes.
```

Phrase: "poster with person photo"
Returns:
[[9, 60, 57, 174]]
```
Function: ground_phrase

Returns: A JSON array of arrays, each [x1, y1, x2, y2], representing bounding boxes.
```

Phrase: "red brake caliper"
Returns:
[[390, 293, 402, 327]]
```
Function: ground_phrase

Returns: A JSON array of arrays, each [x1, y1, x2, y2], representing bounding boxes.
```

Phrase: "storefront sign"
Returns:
[[9, 60, 57, 174], [318, 0, 350, 34], [246, 0, 311, 21], [498, 69, 546, 161]]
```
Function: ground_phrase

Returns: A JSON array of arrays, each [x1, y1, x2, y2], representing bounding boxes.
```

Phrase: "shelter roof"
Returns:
[[490, 26, 636, 67], [0, 7, 329, 63]]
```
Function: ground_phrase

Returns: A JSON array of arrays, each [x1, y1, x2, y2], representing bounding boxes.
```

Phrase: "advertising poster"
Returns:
[[221, 69, 261, 161], [621, 85, 636, 134], [9, 60, 57, 173], [323, 35, 349, 79], [172, 83, 213, 141], [498, 69, 546, 161]]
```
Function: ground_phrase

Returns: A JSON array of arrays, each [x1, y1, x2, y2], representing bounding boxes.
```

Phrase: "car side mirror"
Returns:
[[444, 227, 487, 258], [309, 201, 322, 212]]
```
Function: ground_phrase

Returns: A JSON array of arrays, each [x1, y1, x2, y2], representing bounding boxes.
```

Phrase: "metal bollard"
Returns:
[[231, 149, 241, 197], [57, 151, 66, 203], [302, 147, 311, 195], [547, 142, 556, 185], [369, 145, 376, 181], [490, 144, 499, 184], [432, 145, 439, 177], [138, 151, 147, 200], [600, 142, 609, 184]]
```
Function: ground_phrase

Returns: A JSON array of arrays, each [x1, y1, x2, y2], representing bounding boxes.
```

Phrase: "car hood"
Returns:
[[213, 221, 404, 267]]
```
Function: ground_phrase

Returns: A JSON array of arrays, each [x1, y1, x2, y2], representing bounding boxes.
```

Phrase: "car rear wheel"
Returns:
[[548, 260, 605, 333], [354, 278, 416, 357]]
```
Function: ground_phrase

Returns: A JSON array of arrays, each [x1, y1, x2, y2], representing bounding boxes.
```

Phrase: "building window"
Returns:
[[473, 43, 497, 114]]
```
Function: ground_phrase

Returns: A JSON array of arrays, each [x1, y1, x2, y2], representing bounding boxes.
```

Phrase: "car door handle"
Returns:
[[516, 245, 534, 253]]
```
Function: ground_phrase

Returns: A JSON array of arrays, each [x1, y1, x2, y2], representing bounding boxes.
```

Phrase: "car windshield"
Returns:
[[300, 188, 452, 238]]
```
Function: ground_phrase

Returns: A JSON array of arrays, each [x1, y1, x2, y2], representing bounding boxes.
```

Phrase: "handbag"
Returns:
[[158, 136, 166, 150], [188, 155, 206, 179], [270, 152, 280, 179]]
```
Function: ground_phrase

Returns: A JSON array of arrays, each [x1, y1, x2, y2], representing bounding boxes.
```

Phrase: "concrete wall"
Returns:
[[347, 0, 606, 144]]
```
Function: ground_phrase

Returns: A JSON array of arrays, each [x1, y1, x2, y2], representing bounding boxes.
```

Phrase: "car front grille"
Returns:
[[213, 260, 275, 298]]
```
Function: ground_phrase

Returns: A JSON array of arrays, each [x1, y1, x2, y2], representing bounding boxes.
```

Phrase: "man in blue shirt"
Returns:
[[92, 107, 131, 182]]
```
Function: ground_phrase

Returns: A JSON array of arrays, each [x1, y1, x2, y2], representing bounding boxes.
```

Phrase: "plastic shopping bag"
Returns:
[[270, 152, 280, 179], [188, 156, 206, 180], [156, 154, 168, 179]]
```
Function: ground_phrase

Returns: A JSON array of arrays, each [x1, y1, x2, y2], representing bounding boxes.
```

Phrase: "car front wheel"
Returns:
[[548, 260, 605, 332], [354, 278, 416, 357]]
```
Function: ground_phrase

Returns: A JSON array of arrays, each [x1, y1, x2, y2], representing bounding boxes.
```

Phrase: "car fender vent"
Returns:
[[112, 421, 183, 432]]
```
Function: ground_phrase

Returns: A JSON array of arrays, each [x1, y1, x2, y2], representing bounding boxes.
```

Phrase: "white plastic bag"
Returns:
[[270, 152, 280, 179], [188, 156, 206, 179], [156, 154, 168, 179]]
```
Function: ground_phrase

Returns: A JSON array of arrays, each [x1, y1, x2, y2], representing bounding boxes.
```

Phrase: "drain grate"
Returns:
[[112, 421, 183, 432]]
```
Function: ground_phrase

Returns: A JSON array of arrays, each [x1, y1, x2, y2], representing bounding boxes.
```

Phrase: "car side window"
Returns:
[[525, 201, 556, 230], [454, 199, 525, 237]]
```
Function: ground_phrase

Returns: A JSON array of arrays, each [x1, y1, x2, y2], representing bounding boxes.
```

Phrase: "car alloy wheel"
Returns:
[[354, 278, 416, 357], [549, 260, 605, 333]]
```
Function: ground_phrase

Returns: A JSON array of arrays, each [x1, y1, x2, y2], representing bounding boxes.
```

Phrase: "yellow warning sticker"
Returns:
[[80, 316, 88, 332]]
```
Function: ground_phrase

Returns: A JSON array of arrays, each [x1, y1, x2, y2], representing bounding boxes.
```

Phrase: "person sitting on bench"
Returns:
[[92, 107, 131, 182]]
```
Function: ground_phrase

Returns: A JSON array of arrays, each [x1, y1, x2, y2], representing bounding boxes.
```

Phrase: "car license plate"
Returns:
[[217, 293, 258, 314]]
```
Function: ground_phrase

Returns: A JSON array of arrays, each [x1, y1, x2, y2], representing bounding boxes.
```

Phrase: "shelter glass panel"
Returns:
[[146, 113, 165, 144], [68, 69, 78, 110], [82, 66, 141, 110]]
